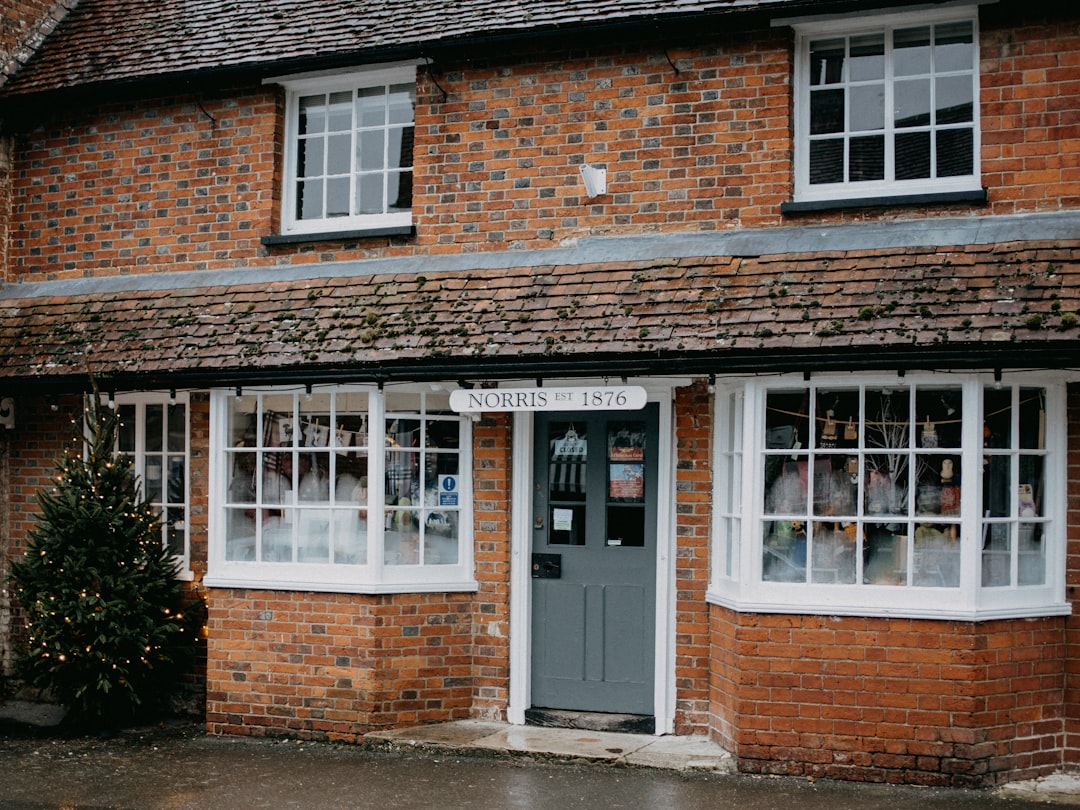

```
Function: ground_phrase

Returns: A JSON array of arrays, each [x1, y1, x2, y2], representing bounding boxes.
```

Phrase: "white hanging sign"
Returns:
[[449, 386, 647, 413]]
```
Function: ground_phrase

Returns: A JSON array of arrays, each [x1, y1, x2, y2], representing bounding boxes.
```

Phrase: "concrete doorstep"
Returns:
[[363, 719, 735, 772]]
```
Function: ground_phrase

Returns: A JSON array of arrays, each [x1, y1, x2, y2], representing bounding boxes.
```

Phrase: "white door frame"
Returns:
[[507, 378, 687, 734]]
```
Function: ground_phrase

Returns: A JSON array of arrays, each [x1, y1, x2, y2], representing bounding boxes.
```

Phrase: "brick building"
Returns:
[[0, 0, 1078, 787]]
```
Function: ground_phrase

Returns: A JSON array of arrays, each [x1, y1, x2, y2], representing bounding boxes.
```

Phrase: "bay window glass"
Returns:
[[710, 374, 1067, 620], [794, 8, 980, 203], [115, 394, 190, 573], [210, 385, 473, 593]]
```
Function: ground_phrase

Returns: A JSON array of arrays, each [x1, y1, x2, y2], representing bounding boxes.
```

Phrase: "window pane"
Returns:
[[809, 38, 845, 85], [298, 178, 323, 219], [982, 523, 1010, 587], [297, 137, 322, 178], [356, 173, 385, 214], [811, 521, 856, 583], [810, 88, 845, 134], [849, 135, 884, 181], [865, 388, 911, 450], [809, 139, 843, 184], [865, 454, 908, 516], [895, 79, 931, 128], [913, 522, 960, 586], [145, 404, 163, 452], [166, 507, 185, 557], [894, 27, 932, 76], [850, 85, 885, 132], [357, 129, 386, 171], [983, 455, 1011, 518], [326, 91, 353, 131], [356, 87, 386, 128], [388, 170, 412, 212], [326, 133, 352, 175], [984, 387, 1012, 447], [298, 95, 327, 135], [895, 131, 931, 179], [936, 129, 973, 177], [1019, 455, 1044, 518], [117, 403, 136, 453], [865, 524, 908, 585], [167, 404, 185, 452], [849, 34, 884, 81], [1019, 388, 1046, 450], [763, 520, 806, 582], [326, 177, 349, 217], [936, 75, 973, 124], [145, 454, 163, 502], [935, 21, 974, 73], [1018, 523, 1045, 586], [387, 84, 415, 125], [765, 455, 807, 514]]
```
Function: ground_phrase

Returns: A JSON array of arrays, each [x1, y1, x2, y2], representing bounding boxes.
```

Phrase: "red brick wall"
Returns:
[[710, 609, 1067, 787], [203, 412, 514, 741], [709, 380, 1080, 786], [5, 10, 1077, 283], [1065, 383, 1080, 764], [674, 381, 713, 734], [205, 589, 477, 742]]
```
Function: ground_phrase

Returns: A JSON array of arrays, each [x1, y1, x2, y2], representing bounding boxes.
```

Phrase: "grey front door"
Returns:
[[530, 406, 659, 715]]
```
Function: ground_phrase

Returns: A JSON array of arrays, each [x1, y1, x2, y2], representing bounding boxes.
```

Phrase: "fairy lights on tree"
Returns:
[[7, 377, 201, 730]]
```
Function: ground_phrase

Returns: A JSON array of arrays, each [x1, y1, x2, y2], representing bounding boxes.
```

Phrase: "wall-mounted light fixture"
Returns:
[[0, 397, 13, 429], [579, 164, 607, 198]]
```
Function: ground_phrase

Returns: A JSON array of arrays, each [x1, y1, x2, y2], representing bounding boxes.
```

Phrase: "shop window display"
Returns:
[[212, 386, 470, 592]]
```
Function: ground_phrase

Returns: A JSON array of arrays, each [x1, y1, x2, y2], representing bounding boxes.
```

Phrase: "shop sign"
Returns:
[[449, 386, 647, 413]]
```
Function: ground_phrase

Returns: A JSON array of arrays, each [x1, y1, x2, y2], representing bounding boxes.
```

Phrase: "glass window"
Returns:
[[709, 374, 1067, 621], [279, 65, 416, 235], [114, 393, 190, 572], [794, 9, 980, 203], [210, 385, 473, 593]]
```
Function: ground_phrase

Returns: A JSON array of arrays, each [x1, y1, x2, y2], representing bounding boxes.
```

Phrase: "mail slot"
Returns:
[[531, 553, 562, 579]]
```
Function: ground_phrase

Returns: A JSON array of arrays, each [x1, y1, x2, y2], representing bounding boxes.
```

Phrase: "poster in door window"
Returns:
[[609, 463, 644, 501]]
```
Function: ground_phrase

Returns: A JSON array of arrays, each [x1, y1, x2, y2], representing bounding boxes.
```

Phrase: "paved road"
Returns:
[[0, 722, 1059, 809]]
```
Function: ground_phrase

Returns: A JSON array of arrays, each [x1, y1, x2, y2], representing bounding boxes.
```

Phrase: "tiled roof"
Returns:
[[2, 0, 810, 96], [1, 241, 1078, 388]]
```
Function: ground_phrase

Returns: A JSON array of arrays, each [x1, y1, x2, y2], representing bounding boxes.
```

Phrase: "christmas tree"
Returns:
[[7, 381, 200, 730]]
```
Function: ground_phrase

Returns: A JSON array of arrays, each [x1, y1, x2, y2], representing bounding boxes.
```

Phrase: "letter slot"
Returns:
[[531, 553, 562, 579]]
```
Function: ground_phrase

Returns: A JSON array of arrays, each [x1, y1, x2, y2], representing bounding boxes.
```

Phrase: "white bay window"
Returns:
[[207, 385, 474, 593], [709, 373, 1068, 619]]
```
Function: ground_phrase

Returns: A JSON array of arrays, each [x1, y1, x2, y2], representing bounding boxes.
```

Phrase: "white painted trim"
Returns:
[[652, 388, 677, 735], [507, 410, 534, 725]]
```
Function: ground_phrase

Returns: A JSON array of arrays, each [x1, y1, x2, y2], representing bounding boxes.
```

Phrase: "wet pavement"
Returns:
[[0, 706, 1077, 809]]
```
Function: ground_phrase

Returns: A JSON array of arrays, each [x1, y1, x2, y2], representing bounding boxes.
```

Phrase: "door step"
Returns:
[[525, 708, 655, 735]]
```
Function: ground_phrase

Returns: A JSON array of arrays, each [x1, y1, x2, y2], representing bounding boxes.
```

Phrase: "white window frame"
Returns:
[[271, 62, 418, 236], [205, 384, 476, 594], [707, 372, 1069, 621], [791, 5, 982, 204], [113, 392, 192, 579]]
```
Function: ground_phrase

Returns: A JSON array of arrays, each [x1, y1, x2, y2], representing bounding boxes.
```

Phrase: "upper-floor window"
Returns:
[[115, 393, 191, 577], [206, 385, 474, 594], [710, 373, 1068, 620], [276, 64, 416, 236], [792, 7, 981, 204]]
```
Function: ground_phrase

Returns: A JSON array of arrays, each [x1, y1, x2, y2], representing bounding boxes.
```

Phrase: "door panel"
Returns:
[[530, 406, 659, 715]]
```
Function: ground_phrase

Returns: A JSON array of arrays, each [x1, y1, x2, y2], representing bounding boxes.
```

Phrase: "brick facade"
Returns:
[[4, 11, 1077, 284], [1, 0, 1079, 789]]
